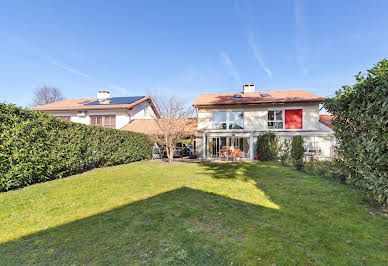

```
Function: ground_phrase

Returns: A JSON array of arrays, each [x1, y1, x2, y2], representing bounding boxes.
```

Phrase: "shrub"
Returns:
[[279, 139, 291, 166], [256, 132, 279, 161], [0, 103, 152, 191], [291, 136, 305, 170], [324, 59, 388, 205], [303, 160, 348, 184]]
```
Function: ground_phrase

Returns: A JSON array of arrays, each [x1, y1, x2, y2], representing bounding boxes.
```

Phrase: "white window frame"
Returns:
[[228, 111, 244, 130], [212, 111, 228, 130], [212, 111, 244, 130], [267, 109, 284, 129], [267, 107, 304, 131], [89, 114, 117, 129]]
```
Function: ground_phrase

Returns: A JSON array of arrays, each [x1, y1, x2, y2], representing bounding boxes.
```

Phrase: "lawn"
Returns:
[[0, 161, 387, 265]]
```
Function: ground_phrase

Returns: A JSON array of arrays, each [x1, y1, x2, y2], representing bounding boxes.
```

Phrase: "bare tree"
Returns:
[[151, 95, 193, 164], [32, 86, 65, 106]]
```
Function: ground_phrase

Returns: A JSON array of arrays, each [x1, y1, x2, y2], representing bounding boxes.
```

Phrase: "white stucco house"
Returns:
[[192, 85, 335, 160], [31, 91, 158, 129]]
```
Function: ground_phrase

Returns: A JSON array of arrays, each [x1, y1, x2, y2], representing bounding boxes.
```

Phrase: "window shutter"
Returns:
[[285, 109, 302, 129]]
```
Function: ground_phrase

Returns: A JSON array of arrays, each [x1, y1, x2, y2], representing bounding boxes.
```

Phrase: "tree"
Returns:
[[151, 95, 193, 164], [32, 86, 65, 106], [324, 59, 388, 205]]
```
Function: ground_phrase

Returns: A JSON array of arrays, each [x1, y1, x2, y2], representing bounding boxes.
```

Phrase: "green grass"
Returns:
[[0, 161, 387, 265]]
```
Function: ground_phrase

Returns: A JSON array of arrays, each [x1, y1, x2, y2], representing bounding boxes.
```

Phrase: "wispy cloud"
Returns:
[[234, 0, 272, 80], [5, 35, 91, 79], [248, 32, 272, 79], [49, 60, 89, 78], [220, 50, 242, 85], [294, 0, 309, 74]]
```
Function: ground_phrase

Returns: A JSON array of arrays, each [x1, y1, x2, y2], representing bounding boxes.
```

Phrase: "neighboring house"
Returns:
[[192, 84, 335, 160], [31, 90, 158, 129]]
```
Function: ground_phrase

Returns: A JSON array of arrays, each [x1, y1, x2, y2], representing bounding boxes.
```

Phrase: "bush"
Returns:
[[324, 59, 388, 205], [303, 160, 347, 182], [256, 132, 279, 161], [291, 136, 305, 170], [279, 139, 291, 166], [0, 103, 152, 191]]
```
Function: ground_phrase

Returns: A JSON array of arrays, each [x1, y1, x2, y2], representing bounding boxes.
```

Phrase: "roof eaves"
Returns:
[[193, 98, 325, 107]]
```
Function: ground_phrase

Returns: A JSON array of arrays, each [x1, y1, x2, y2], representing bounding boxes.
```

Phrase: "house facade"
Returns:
[[193, 85, 335, 160], [31, 91, 157, 130]]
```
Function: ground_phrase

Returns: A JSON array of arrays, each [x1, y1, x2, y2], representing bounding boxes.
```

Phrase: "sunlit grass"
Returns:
[[0, 161, 386, 265]]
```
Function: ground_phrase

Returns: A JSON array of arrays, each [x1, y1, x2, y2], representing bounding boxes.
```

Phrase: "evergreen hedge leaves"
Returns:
[[0, 104, 152, 191], [324, 59, 388, 205]]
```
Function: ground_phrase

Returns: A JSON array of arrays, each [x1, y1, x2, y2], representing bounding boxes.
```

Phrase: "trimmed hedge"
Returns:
[[324, 59, 388, 205], [0, 103, 152, 191]]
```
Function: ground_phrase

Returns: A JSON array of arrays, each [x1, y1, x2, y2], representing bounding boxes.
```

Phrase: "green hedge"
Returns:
[[0, 103, 152, 191], [256, 132, 279, 161], [291, 136, 305, 170], [324, 59, 388, 205]]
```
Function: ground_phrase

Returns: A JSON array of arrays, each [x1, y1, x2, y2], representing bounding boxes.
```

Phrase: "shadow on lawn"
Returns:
[[0, 187, 279, 265], [1, 165, 386, 265], [200, 162, 295, 203]]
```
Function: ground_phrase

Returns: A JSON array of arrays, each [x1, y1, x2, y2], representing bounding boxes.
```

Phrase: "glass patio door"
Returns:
[[209, 137, 228, 158]]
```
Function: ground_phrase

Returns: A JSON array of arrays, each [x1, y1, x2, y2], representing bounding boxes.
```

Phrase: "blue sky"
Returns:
[[1, 0, 387, 107]]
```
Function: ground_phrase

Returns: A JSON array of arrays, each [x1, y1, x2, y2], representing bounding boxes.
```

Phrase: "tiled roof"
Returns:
[[121, 118, 197, 135], [193, 89, 325, 107], [31, 96, 150, 111], [319, 114, 333, 129]]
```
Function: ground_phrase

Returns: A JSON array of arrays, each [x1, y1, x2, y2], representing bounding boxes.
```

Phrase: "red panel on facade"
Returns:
[[285, 109, 302, 129]]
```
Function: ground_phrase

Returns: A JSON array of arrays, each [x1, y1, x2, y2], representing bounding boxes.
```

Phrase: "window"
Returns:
[[285, 109, 302, 129], [212, 111, 244, 130], [268, 110, 283, 129], [229, 112, 244, 129], [268, 109, 303, 129], [212, 112, 227, 129], [55, 116, 71, 121], [90, 115, 116, 128]]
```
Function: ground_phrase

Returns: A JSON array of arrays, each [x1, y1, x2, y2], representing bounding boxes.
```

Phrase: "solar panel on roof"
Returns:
[[85, 96, 145, 105], [260, 93, 271, 97], [233, 94, 243, 98]]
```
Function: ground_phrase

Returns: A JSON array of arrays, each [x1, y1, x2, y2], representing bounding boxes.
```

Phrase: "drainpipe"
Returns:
[[202, 133, 206, 159], [249, 134, 254, 160]]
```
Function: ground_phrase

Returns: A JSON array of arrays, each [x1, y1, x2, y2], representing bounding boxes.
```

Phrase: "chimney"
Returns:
[[243, 84, 255, 94], [97, 90, 111, 104]]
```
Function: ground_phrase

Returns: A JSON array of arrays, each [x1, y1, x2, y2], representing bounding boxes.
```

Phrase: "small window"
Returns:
[[268, 110, 283, 129], [233, 94, 243, 98], [260, 93, 271, 97], [90, 115, 116, 128], [55, 116, 71, 121]]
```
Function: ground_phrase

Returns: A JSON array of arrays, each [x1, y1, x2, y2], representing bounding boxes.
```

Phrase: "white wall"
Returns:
[[197, 103, 320, 131], [319, 122, 333, 132], [130, 101, 155, 120], [46, 110, 130, 129], [276, 133, 335, 159]]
